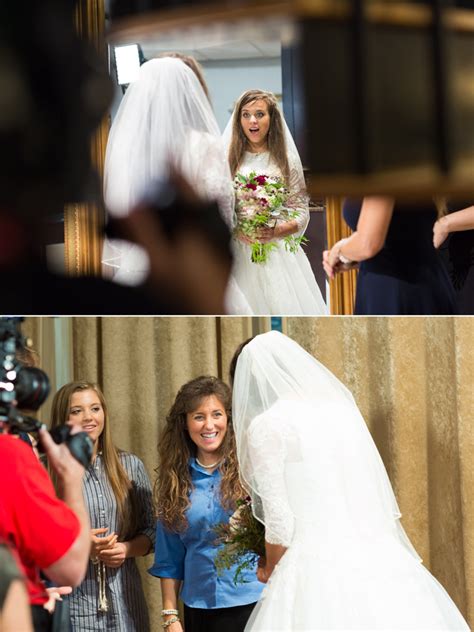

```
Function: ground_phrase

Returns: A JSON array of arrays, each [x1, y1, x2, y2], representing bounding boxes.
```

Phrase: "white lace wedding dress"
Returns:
[[231, 151, 328, 315], [244, 400, 469, 631], [233, 332, 469, 632]]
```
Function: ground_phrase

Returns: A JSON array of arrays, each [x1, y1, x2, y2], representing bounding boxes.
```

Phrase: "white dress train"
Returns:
[[244, 401, 469, 631]]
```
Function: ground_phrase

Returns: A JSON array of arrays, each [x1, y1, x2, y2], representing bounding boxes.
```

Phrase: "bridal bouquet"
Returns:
[[214, 496, 265, 585], [234, 172, 308, 264]]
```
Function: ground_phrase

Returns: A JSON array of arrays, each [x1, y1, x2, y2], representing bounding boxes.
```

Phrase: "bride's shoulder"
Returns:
[[249, 399, 301, 432], [187, 128, 224, 151]]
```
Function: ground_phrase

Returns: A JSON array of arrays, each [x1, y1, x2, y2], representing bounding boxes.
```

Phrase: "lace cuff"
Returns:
[[287, 159, 309, 236]]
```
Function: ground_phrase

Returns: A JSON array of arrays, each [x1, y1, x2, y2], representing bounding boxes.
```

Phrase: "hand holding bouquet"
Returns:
[[214, 496, 265, 585], [234, 172, 308, 264]]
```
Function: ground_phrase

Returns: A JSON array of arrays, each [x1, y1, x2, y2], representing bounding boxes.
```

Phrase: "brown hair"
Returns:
[[15, 345, 40, 368], [49, 382, 138, 539], [229, 337, 254, 386], [155, 52, 210, 102], [154, 375, 245, 532], [228, 89, 290, 184]]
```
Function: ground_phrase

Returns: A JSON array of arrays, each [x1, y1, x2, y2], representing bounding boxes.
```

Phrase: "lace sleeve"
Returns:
[[247, 415, 295, 547], [184, 130, 236, 229], [286, 152, 309, 236]]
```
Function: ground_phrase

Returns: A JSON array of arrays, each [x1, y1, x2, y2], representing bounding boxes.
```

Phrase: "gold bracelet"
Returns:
[[162, 615, 180, 629]]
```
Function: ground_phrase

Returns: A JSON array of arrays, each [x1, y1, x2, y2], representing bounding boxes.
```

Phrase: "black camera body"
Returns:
[[0, 317, 50, 420], [0, 317, 93, 467]]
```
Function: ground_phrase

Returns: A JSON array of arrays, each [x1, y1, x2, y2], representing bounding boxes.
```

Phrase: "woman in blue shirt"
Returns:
[[150, 376, 262, 632]]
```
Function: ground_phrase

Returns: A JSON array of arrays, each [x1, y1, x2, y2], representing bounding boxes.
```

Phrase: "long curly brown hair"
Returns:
[[155, 376, 245, 532], [228, 89, 290, 184], [49, 382, 139, 540]]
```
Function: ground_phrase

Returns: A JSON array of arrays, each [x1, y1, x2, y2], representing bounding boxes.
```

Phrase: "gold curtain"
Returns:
[[286, 316, 473, 626], [325, 199, 357, 314], [37, 316, 471, 629], [64, 0, 108, 276]]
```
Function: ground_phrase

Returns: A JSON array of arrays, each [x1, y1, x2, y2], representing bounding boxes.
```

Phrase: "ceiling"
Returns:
[[108, 16, 295, 62], [141, 38, 281, 62]]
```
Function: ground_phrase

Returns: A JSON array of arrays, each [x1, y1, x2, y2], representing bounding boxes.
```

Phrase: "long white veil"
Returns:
[[232, 330, 421, 559], [102, 57, 234, 279]]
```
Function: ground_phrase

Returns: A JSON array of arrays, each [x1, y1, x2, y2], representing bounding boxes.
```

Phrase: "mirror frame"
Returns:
[[64, 0, 108, 277], [65, 0, 357, 313]]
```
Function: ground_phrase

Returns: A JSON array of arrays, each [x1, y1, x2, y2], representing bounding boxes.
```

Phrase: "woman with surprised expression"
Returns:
[[224, 89, 327, 315], [151, 376, 262, 632], [50, 382, 155, 632]]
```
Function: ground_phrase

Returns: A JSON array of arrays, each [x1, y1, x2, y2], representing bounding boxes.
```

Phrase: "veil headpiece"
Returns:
[[222, 90, 305, 186], [102, 57, 233, 274], [232, 331, 421, 558]]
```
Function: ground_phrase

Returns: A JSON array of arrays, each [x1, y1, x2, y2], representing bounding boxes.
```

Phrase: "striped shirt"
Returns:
[[68, 451, 155, 632]]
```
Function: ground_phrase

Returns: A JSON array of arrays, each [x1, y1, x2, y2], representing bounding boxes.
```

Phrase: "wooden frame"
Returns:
[[109, 1, 474, 43], [325, 199, 357, 315], [109, 0, 473, 199], [64, 0, 109, 276]]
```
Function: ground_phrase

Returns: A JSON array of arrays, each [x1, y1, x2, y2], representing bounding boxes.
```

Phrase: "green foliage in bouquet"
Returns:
[[283, 234, 309, 254], [214, 497, 266, 585], [233, 172, 309, 264]]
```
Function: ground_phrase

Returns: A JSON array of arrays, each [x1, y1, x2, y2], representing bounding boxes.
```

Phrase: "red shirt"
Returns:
[[0, 434, 80, 605]]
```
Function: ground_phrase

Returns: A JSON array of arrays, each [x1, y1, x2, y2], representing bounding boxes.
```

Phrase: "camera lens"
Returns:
[[15, 367, 50, 410]]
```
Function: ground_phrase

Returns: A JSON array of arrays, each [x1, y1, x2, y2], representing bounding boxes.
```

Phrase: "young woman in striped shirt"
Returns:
[[50, 382, 155, 632]]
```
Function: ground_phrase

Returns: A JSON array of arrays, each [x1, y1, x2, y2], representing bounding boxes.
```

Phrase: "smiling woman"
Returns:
[[186, 394, 229, 466], [49, 382, 155, 632], [68, 389, 105, 450], [151, 376, 263, 632]]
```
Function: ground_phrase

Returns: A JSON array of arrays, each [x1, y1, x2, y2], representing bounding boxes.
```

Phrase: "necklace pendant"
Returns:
[[196, 457, 221, 469]]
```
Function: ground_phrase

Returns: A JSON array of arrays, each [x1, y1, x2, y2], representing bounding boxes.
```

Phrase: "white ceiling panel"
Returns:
[[254, 40, 281, 58], [198, 41, 264, 60], [125, 17, 289, 62]]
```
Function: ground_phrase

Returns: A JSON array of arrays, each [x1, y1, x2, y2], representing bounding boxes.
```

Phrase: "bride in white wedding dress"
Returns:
[[223, 90, 327, 315], [231, 331, 469, 631], [102, 56, 251, 314]]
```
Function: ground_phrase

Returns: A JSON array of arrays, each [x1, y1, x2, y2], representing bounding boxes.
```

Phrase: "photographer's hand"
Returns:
[[38, 424, 85, 489], [39, 424, 91, 588], [43, 586, 73, 614]]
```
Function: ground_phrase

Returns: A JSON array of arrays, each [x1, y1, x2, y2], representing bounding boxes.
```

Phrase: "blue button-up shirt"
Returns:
[[149, 459, 263, 608]]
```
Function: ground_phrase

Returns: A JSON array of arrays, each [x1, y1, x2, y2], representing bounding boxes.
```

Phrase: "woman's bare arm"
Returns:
[[160, 577, 183, 632], [433, 206, 474, 248], [323, 197, 395, 278]]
